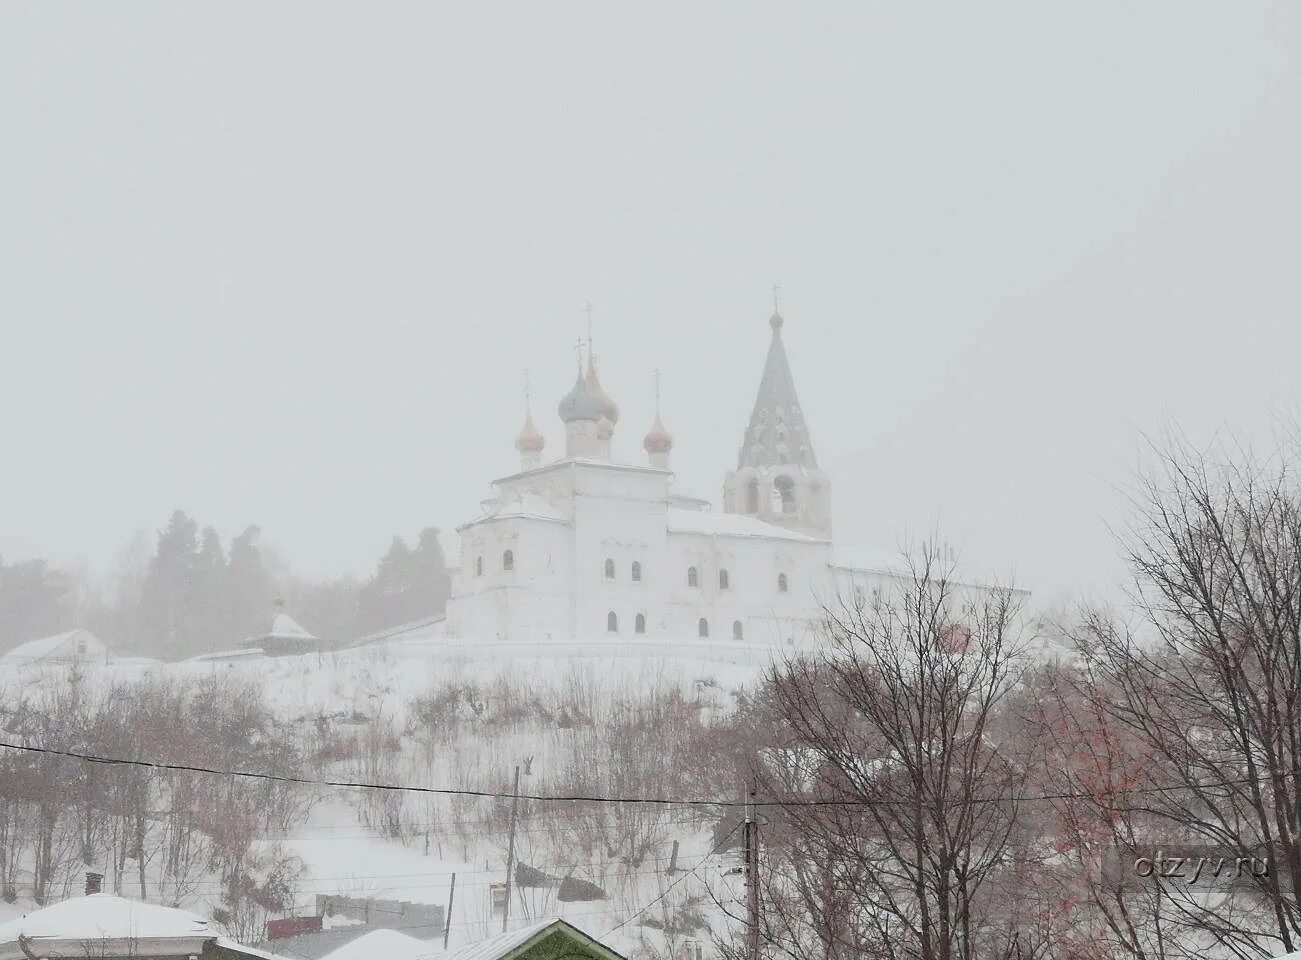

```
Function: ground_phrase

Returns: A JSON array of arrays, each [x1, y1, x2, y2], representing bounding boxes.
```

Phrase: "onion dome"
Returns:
[[515, 412, 544, 453], [643, 414, 673, 455], [585, 358, 620, 425], [558, 371, 604, 422]]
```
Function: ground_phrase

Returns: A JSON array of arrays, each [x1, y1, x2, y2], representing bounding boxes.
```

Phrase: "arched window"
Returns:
[[475, 556, 483, 577], [732, 620, 743, 640], [719, 569, 730, 590], [698, 617, 709, 638], [635, 613, 646, 634], [604, 558, 615, 579], [502, 549, 514, 572], [607, 611, 619, 633], [687, 566, 698, 587], [746, 479, 760, 513], [775, 475, 796, 514], [631, 561, 642, 582], [777, 572, 788, 593]]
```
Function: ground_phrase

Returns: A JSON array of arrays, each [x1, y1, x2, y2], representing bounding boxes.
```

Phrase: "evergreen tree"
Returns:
[[193, 526, 228, 653], [356, 528, 450, 635], [227, 525, 273, 643], [412, 527, 452, 617], [0, 556, 72, 650], [139, 510, 201, 658]]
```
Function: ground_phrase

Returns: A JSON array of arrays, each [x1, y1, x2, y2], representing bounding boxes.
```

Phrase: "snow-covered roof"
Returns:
[[269, 613, 317, 641], [243, 612, 320, 649], [318, 928, 429, 960], [348, 613, 446, 648], [828, 545, 912, 577], [830, 545, 1029, 595], [0, 894, 209, 945], [444, 918, 556, 960], [444, 918, 624, 960], [462, 491, 566, 529], [666, 508, 823, 543], [0, 628, 105, 662], [189, 647, 267, 662], [216, 936, 297, 959]]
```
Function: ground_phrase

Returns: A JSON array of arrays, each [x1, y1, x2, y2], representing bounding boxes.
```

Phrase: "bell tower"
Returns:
[[723, 301, 831, 538]]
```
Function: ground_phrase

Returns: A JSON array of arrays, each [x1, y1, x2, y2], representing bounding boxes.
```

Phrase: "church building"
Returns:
[[444, 306, 1014, 646]]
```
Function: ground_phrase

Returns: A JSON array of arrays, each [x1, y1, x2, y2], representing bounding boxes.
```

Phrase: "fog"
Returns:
[[2, 2, 1299, 604]]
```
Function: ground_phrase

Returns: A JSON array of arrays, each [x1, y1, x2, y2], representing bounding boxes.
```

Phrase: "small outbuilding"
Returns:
[[243, 612, 322, 657], [0, 628, 107, 666]]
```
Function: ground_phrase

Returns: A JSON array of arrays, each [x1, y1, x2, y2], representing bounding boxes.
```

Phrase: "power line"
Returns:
[[603, 822, 743, 939], [0, 738, 1291, 808]]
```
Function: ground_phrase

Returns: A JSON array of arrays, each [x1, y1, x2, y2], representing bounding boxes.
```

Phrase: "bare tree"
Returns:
[[731, 546, 1031, 960], [1078, 435, 1301, 958]]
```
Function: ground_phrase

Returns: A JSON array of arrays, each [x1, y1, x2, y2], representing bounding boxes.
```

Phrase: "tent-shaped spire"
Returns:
[[737, 311, 817, 469]]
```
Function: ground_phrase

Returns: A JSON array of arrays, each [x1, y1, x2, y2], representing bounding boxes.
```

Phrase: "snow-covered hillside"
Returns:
[[0, 637, 775, 958]]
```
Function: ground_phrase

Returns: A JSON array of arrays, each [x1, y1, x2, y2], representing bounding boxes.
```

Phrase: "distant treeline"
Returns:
[[0, 511, 451, 659]]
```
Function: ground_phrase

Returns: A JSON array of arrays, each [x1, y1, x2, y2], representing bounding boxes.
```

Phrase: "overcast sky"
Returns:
[[2, 2, 1298, 607]]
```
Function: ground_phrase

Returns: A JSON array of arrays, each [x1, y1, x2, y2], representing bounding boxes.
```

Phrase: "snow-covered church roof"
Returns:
[[737, 311, 818, 470], [666, 507, 822, 543]]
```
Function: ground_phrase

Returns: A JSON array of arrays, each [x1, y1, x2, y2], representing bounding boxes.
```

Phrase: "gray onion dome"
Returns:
[[558, 371, 605, 422]]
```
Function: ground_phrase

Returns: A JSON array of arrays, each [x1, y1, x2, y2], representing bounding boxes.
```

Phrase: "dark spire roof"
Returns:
[[737, 311, 817, 469]]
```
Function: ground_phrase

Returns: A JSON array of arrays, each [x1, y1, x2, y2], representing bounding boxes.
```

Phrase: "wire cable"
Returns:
[[2, 738, 1291, 809]]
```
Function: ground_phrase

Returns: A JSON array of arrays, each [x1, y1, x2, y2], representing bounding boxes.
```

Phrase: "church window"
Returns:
[[687, 566, 698, 587], [746, 480, 760, 513], [635, 613, 646, 634], [475, 556, 483, 577], [777, 573, 788, 593], [607, 611, 619, 633], [719, 569, 730, 590], [698, 617, 709, 638], [732, 620, 743, 640], [631, 561, 642, 582], [502, 549, 514, 572], [775, 476, 796, 514], [604, 558, 615, 579]]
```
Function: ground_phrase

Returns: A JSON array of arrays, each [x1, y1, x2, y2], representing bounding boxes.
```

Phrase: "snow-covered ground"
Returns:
[[0, 636, 768, 956]]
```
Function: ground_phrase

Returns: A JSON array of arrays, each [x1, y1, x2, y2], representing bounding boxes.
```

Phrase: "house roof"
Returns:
[[444, 918, 626, 960], [0, 628, 104, 662], [318, 928, 428, 960], [0, 894, 209, 945]]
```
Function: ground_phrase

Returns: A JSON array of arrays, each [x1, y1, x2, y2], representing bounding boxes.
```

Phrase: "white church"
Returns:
[[443, 307, 1020, 647]]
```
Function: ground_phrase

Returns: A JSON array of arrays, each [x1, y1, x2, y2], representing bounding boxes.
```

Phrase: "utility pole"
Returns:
[[744, 784, 760, 960], [502, 765, 521, 932], [443, 872, 456, 950]]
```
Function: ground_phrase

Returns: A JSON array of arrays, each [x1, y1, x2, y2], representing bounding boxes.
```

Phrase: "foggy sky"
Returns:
[[2, 2, 1298, 607]]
